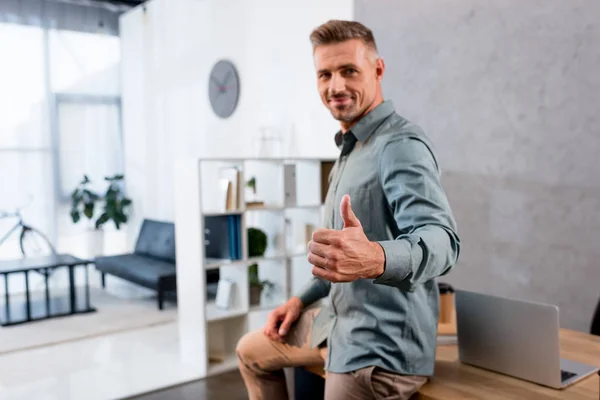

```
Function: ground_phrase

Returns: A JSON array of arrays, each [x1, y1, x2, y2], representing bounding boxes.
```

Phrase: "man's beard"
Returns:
[[329, 99, 358, 123]]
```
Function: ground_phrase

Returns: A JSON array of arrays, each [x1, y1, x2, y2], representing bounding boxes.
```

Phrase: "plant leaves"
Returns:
[[83, 202, 94, 219], [70, 209, 80, 223], [104, 174, 124, 181], [82, 189, 97, 202], [72, 193, 82, 208], [95, 213, 110, 229]]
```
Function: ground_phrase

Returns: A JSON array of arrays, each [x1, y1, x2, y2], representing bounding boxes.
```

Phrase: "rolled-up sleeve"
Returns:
[[373, 136, 460, 292]]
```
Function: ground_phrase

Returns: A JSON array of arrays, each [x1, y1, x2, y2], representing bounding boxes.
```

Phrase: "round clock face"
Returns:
[[208, 60, 240, 118]]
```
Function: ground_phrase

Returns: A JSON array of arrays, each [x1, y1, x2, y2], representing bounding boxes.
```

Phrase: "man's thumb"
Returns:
[[278, 313, 294, 336], [340, 194, 361, 229]]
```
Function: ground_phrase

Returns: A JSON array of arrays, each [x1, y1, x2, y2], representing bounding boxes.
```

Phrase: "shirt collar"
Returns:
[[335, 100, 395, 149]]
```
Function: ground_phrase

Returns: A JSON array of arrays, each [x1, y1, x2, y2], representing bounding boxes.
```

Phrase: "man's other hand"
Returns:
[[263, 296, 303, 342]]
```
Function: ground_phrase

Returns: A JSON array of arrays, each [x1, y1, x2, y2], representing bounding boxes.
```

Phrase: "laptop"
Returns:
[[455, 289, 599, 389]]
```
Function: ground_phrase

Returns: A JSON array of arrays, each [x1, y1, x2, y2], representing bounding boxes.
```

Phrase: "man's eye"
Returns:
[[319, 72, 331, 79]]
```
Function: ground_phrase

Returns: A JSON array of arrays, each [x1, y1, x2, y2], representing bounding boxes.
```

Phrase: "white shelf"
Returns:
[[205, 254, 291, 269], [285, 204, 324, 210], [203, 209, 245, 216], [250, 303, 282, 312], [205, 258, 245, 269], [245, 205, 286, 212], [245, 204, 322, 212], [206, 303, 248, 322], [201, 205, 321, 216], [207, 354, 239, 376], [288, 251, 307, 258], [247, 254, 287, 263], [174, 156, 335, 379]]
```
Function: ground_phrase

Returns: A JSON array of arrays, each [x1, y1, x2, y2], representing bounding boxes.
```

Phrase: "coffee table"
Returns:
[[0, 254, 95, 326]]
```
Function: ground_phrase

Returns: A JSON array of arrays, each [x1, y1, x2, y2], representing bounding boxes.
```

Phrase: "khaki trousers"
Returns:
[[236, 307, 428, 400]]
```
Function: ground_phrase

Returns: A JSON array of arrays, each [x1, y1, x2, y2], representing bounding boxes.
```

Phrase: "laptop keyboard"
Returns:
[[561, 370, 577, 382]]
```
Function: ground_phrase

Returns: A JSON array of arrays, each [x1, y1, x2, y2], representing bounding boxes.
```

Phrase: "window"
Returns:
[[56, 97, 122, 198], [0, 22, 123, 261], [0, 23, 53, 260], [49, 29, 120, 96]]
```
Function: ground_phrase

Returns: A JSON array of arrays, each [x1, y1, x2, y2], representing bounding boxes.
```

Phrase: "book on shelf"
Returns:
[[219, 166, 242, 211]]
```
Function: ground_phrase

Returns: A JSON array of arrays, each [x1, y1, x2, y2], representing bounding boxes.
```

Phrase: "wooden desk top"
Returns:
[[418, 329, 600, 400]]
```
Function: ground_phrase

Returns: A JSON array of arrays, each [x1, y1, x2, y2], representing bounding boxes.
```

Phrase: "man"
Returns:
[[236, 20, 460, 400]]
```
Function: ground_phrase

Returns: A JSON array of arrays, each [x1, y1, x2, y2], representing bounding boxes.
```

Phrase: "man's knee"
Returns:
[[236, 329, 266, 364]]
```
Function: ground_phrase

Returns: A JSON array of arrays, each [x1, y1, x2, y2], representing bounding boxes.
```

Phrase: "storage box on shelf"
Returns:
[[173, 157, 335, 378]]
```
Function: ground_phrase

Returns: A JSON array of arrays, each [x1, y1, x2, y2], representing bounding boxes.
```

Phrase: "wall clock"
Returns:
[[208, 60, 240, 118]]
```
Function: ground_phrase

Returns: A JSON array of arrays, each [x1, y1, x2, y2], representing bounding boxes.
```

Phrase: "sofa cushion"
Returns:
[[134, 219, 176, 263], [95, 254, 176, 289]]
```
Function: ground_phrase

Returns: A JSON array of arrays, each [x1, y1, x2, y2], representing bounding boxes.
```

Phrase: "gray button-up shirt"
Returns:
[[298, 100, 460, 376]]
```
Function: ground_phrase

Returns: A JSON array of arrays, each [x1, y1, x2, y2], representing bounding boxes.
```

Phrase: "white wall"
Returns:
[[120, 0, 353, 247]]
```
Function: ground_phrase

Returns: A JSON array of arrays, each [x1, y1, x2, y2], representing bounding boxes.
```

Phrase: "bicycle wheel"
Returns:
[[20, 225, 56, 258]]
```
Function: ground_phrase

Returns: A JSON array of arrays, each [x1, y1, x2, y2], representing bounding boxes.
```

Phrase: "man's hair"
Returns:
[[309, 20, 378, 55]]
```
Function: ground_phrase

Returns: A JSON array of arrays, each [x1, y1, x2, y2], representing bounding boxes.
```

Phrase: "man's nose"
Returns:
[[329, 74, 345, 93]]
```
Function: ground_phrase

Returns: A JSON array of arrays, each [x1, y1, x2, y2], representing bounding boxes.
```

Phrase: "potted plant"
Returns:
[[246, 177, 256, 197], [70, 174, 132, 257], [247, 227, 275, 306]]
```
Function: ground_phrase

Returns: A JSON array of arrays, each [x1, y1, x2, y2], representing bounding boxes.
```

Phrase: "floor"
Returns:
[[0, 287, 176, 356], [0, 322, 203, 400], [128, 371, 248, 400]]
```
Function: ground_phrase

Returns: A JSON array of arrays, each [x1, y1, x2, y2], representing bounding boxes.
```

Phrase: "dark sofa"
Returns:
[[95, 219, 219, 309]]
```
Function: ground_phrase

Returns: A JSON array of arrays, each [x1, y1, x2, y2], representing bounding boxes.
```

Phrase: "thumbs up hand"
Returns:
[[340, 193, 361, 229], [307, 194, 385, 283]]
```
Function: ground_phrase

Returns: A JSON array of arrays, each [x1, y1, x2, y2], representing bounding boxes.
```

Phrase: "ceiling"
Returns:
[[46, 0, 148, 13], [90, 0, 147, 7]]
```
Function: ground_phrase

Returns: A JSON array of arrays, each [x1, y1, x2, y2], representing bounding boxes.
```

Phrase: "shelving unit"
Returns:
[[173, 156, 335, 378]]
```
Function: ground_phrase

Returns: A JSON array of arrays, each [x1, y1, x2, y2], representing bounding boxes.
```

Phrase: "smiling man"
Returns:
[[236, 20, 460, 400]]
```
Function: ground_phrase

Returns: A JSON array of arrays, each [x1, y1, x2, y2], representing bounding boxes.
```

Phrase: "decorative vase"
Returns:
[[250, 284, 263, 306]]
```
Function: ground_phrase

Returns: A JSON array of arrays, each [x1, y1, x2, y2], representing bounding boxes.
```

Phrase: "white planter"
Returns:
[[104, 229, 128, 256], [86, 229, 105, 259]]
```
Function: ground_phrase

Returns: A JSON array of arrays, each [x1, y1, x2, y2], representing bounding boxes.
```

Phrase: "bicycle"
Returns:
[[0, 206, 56, 259]]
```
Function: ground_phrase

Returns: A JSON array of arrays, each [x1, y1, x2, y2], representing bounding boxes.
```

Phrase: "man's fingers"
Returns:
[[264, 311, 282, 340], [307, 252, 328, 269], [312, 265, 343, 282], [278, 313, 295, 336], [307, 240, 329, 258], [312, 228, 337, 245]]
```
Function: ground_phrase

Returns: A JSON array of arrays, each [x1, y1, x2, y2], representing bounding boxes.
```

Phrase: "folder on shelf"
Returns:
[[205, 215, 242, 260], [227, 215, 241, 260]]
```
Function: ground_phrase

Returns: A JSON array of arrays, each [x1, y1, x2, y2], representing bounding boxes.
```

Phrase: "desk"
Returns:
[[418, 329, 600, 399]]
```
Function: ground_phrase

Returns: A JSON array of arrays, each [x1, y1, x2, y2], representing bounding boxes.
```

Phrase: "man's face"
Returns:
[[314, 39, 384, 127]]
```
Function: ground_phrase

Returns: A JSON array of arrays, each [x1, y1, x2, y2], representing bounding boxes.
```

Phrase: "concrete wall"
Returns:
[[355, 0, 600, 332]]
